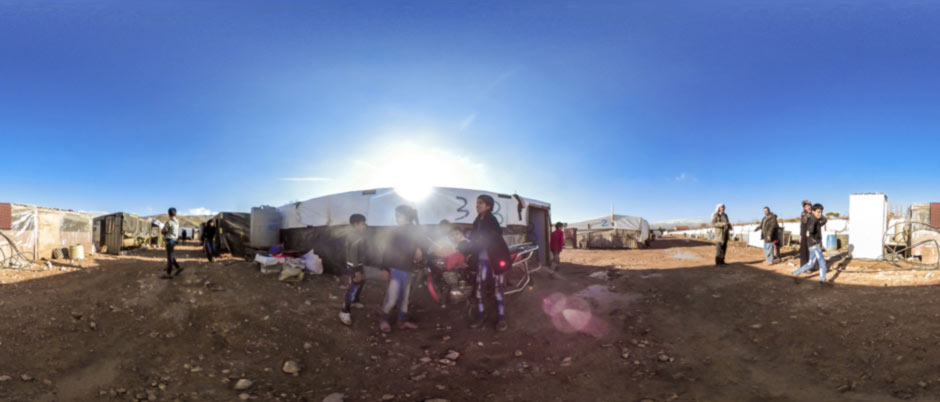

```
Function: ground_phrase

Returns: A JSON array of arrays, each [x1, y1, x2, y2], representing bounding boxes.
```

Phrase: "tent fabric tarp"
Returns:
[[94, 212, 155, 254], [279, 187, 549, 229], [569, 215, 651, 243], [1, 203, 92, 262], [209, 212, 250, 257], [276, 187, 551, 274], [281, 224, 532, 275]]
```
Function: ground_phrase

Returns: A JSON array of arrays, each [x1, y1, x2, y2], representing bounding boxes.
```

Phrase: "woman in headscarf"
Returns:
[[711, 204, 731, 265]]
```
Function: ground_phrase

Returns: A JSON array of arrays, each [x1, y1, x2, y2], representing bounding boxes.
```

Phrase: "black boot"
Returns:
[[715, 257, 721, 266]]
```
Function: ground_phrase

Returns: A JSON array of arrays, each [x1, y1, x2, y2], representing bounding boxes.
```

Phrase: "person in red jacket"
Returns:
[[550, 222, 565, 272]]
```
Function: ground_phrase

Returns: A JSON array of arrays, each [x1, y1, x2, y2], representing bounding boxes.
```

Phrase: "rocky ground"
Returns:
[[3, 238, 940, 401]]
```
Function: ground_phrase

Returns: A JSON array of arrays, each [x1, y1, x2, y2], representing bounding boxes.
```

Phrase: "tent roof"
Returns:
[[279, 187, 550, 228], [568, 215, 648, 231]]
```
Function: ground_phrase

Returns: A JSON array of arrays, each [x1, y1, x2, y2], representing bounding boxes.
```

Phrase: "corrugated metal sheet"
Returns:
[[931, 203, 940, 229], [0, 203, 10, 230]]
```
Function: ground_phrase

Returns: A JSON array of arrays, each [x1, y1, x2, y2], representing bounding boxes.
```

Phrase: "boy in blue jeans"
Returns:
[[792, 203, 831, 286]]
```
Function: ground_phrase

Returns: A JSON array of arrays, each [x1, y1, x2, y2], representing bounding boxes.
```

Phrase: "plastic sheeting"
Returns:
[[568, 215, 651, 243], [1, 204, 93, 261], [0, 205, 38, 260], [279, 187, 549, 229]]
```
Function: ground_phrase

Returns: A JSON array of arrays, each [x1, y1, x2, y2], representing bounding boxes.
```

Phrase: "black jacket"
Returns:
[[381, 225, 427, 272], [805, 215, 826, 247], [202, 225, 217, 243], [345, 230, 368, 270], [755, 213, 778, 242], [469, 212, 511, 274]]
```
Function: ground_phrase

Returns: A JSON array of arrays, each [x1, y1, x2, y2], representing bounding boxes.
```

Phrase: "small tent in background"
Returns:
[[93, 212, 153, 255], [207, 212, 250, 258], [276, 187, 552, 275], [1, 202, 93, 264], [568, 215, 651, 249]]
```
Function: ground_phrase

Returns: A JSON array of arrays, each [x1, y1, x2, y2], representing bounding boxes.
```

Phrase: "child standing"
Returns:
[[339, 214, 368, 326], [550, 222, 565, 272], [379, 205, 425, 333], [469, 195, 512, 332]]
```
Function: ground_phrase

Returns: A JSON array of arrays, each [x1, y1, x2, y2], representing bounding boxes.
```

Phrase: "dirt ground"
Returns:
[[4, 238, 940, 402]]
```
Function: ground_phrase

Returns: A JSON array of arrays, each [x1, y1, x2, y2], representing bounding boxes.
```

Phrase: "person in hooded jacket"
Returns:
[[468, 194, 512, 332]]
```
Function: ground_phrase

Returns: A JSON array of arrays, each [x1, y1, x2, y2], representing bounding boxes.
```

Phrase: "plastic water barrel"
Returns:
[[250, 206, 281, 248], [826, 234, 838, 250], [69, 244, 85, 260]]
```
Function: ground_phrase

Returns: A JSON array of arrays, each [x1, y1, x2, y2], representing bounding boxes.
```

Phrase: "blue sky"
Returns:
[[2, 1, 939, 223]]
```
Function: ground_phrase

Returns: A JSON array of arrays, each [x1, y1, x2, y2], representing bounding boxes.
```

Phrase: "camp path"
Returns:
[[3, 240, 940, 401]]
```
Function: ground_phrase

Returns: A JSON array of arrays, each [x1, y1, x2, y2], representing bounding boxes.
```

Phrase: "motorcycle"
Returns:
[[423, 242, 540, 307]]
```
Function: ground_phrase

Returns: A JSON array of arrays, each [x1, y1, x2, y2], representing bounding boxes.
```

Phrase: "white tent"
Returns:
[[279, 187, 549, 229], [569, 215, 651, 243]]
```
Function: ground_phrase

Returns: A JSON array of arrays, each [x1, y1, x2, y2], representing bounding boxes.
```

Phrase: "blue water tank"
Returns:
[[826, 234, 838, 250]]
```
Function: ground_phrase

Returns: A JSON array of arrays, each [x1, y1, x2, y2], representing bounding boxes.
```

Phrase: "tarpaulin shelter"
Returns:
[[277, 187, 552, 274], [568, 215, 651, 249], [94, 212, 155, 255], [1, 203, 93, 264], [207, 212, 250, 257]]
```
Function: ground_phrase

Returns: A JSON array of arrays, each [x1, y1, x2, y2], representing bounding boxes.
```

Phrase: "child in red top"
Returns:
[[550, 222, 564, 272]]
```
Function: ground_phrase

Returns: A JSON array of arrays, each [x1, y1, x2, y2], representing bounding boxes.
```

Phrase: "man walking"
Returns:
[[161, 207, 183, 279], [754, 207, 778, 264], [202, 220, 218, 263], [712, 204, 731, 265]]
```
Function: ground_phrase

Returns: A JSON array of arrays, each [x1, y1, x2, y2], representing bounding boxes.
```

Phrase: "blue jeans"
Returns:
[[763, 242, 775, 264], [793, 245, 827, 282]]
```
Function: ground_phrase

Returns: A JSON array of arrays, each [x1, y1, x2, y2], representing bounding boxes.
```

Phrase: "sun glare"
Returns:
[[345, 140, 487, 201]]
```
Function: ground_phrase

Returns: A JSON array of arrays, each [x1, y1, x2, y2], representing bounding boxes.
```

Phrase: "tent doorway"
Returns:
[[527, 206, 550, 267]]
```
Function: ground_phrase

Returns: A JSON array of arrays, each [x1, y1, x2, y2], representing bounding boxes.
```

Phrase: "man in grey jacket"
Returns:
[[712, 204, 731, 265], [161, 207, 183, 279], [754, 207, 778, 264]]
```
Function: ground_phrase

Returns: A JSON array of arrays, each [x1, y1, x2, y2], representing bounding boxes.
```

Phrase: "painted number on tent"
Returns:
[[493, 201, 504, 224], [455, 196, 470, 221], [455, 196, 504, 224]]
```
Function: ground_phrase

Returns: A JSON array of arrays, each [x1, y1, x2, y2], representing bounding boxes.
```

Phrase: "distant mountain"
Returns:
[[651, 219, 709, 230]]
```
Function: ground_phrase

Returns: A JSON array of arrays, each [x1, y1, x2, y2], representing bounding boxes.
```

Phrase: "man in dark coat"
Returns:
[[754, 207, 778, 264]]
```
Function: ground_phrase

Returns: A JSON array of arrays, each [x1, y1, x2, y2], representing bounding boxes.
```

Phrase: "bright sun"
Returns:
[[353, 141, 486, 202]]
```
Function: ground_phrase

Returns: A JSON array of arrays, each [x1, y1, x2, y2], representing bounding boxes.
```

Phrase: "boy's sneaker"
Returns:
[[398, 321, 419, 330], [469, 312, 486, 329], [339, 312, 352, 326], [379, 320, 391, 333], [351, 302, 365, 309], [173, 266, 185, 277], [495, 317, 508, 332]]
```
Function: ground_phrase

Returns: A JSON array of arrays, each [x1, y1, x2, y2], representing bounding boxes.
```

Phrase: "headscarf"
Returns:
[[714, 203, 725, 214]]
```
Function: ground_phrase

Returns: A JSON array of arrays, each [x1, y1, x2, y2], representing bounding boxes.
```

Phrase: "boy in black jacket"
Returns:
[[792, 203, 831, 286], [339, 214, 368, 326], [468, 195, 512, 332]]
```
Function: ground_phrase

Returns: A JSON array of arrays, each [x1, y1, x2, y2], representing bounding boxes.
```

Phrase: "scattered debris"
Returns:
[[282, 360, 301, 375], [234, 379, 253, 390]]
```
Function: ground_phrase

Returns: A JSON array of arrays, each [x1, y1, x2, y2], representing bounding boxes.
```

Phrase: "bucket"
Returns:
[[69, 244, 85, 260], [826, 234, 838, 251]]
